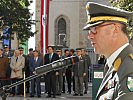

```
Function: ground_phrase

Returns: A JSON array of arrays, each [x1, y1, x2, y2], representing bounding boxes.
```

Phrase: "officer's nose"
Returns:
[[88, 31, 94, 40]]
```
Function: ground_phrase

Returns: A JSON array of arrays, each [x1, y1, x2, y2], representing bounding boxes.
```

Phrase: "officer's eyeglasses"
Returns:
[[89, 23, 115, 34]]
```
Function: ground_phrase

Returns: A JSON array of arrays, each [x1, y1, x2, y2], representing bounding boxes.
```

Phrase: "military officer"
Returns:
[[72, 48, 87, 96], [3, 44, 13, 58], [81, 48, 91, 94], [56, 49, 64, 95], [83, 2, 133, 100]]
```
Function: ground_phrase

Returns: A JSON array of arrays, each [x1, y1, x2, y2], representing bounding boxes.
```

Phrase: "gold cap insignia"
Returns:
[[86, 5, 89, 11], [129, 54, 133, 59], [86, 5, 90, 23], [113, 58, 121, 71]]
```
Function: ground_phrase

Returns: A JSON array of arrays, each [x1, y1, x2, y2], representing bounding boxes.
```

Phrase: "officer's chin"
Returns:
[[93, 48, 97, 53], [93, 48, 100, 55]]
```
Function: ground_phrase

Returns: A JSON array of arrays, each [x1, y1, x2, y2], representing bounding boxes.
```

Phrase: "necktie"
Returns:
[[49, 54, 52, 62], [16, 57, 18, 62], [34, 58, 37, 63]]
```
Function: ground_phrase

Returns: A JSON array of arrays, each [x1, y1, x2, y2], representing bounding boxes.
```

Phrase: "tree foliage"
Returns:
[[0, 0, 36, 44], [109, 0, 133, 37]]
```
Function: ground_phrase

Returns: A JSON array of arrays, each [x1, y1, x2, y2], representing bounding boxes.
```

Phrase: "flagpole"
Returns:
[[45, 0, 50, 52], [24, 72, 26, 98]]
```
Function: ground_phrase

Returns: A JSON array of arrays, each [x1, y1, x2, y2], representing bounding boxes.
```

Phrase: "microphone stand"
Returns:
[[0, 56, 78, 100]]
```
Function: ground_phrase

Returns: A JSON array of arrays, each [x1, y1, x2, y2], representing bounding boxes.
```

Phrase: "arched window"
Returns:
[[57, 18, 66, 46]]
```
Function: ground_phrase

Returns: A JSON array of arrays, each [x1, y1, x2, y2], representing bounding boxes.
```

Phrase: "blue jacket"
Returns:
[[29, 56, 43, 73]]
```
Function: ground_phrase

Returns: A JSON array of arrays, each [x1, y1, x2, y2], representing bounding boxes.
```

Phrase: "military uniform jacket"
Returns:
[[83, 54, 91, 74], [96, 45, 133, 100], [73, 56, 88, 77], [56, 56, 65, 75]]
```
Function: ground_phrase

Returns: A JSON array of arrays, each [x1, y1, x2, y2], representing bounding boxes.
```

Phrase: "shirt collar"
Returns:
[[34, 57, 38, 60], [50, 53, 53, 56], [107, 43, 129, 68], [78, 55, 81, 57]]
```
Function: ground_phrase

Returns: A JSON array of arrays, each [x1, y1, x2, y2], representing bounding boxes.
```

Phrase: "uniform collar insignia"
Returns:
[[113, 58, 121, 71], [127, 76, 133, 92]]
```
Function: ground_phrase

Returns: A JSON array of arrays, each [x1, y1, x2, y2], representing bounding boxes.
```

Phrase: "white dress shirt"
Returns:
[[106, 43, 129, 69]]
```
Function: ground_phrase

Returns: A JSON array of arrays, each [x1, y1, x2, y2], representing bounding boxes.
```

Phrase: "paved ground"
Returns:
[[0, 83, 92, 100], [3, 93, 91, 100]]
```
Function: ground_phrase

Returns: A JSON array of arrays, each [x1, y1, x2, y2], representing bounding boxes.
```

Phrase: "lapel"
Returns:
[[34, 57, 39, 64], [96, 44, 133, 98], [16, 56, 21, 66], [36, 57, 40, 64], [96, 66, 113, 97]]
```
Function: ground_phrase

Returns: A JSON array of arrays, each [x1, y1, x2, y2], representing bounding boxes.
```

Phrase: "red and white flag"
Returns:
[[40, 0, 49, 54]]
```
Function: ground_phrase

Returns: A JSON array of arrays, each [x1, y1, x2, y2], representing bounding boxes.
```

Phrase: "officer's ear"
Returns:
[[114, 23, 122, 34], [112, 23, 122, 39]]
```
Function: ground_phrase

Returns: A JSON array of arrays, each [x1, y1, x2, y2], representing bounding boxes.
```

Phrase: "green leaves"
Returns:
[[109, 0, 133, 38], [0, 0, 36, 44]]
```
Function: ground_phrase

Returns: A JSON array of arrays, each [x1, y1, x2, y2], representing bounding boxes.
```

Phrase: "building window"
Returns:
[[57, 18, 66, 46]]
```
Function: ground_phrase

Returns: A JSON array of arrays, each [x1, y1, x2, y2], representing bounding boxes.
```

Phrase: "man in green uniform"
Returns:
[[72, 48, 88, 96], [81, 48, 91, 94], [83, 2, 133, 100]]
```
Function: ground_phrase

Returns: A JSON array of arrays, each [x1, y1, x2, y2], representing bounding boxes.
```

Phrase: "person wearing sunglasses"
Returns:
[[83, 2, 133, 100]]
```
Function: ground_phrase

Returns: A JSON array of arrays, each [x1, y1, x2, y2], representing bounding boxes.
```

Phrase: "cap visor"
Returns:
[[83, 21, 103, 30]]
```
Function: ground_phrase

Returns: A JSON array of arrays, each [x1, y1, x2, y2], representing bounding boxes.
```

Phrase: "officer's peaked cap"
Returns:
[[56, 49, 62, 52], [18, 47, 24, 50], [3, 44, 8, 48], [76, 48, 83, 51], [83, 2, 133, 30]]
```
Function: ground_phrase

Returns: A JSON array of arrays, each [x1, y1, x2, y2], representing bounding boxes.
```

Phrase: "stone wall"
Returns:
[[35, 0, 41, 49]]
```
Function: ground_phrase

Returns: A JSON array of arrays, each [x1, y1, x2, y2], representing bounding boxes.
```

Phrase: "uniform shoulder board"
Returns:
[[113, 58, 121, 71], [127, 76, 133, 92], [129, 54, 133, 60]]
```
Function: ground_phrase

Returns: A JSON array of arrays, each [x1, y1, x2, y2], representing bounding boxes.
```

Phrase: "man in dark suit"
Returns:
[[83, 2, 133, 100], [69, 49, 76, 93], [62, 49, 72, 94], [26, 48, 34, 93], [29, 50, 43, 98], [44, 46, 59, 98]]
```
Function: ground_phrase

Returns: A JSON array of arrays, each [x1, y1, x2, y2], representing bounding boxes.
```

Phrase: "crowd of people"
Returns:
[[0, 45, 92, 98]]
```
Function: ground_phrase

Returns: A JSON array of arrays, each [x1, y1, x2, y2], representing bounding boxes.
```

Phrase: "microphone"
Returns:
[[35, 56, 78, 75]]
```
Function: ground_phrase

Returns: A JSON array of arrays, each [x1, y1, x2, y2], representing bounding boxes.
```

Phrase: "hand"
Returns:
[[72, 72, 74, 77], [33, 71, 37, 75], [63, 73, 65, 76], [83, 73, 86, 77], [13, 69, 17, 73], [56, 72, 59, 75]]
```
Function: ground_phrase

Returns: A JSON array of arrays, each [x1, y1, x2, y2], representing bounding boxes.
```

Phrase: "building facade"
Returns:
[[35, 0, 109, 50]]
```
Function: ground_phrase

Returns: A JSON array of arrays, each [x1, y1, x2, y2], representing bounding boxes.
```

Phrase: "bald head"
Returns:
[[14, 50, 20, 57]]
